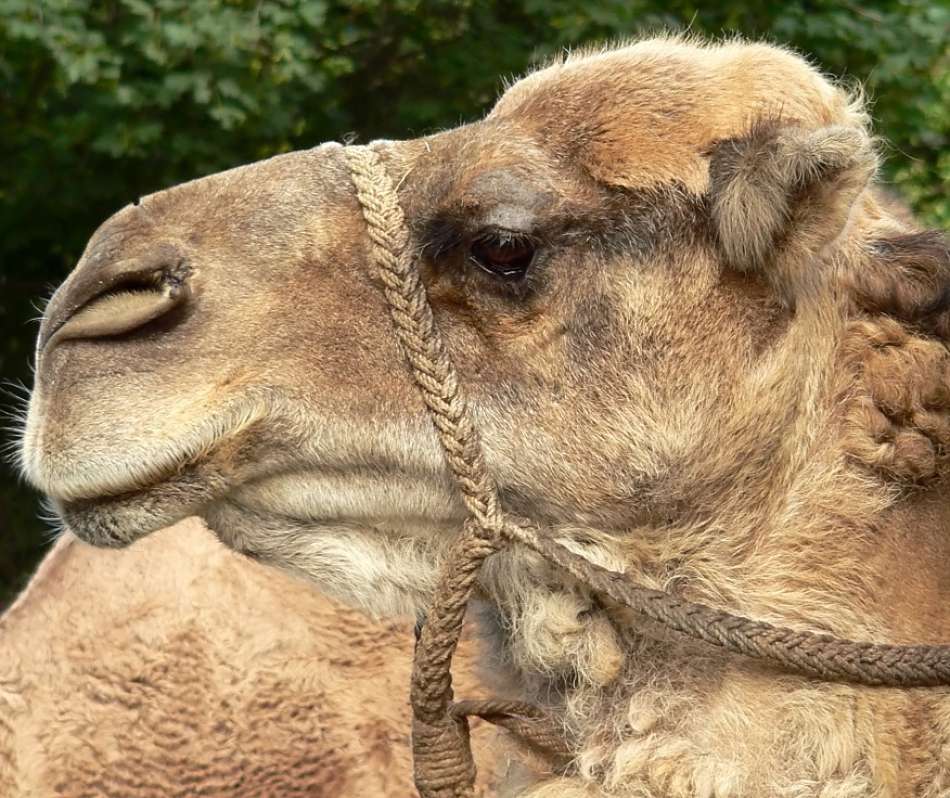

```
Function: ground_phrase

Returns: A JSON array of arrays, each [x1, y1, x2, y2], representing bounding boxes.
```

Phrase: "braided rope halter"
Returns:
[[343, 144, 950, 798]]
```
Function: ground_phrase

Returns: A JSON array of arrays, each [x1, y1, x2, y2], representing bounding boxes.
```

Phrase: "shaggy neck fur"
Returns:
[[479, 447, 950, 797], [473, 219, 950, 797]]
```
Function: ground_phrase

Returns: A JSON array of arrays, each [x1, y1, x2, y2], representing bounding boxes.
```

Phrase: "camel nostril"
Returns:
[[48, 274, 189, 350], [40, 245, 192, 352]]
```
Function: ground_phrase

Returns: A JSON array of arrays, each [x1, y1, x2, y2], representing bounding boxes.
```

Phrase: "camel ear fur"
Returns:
[[708, 120, 877, 293]]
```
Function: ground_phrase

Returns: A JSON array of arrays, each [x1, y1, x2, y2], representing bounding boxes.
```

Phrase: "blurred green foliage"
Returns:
[[1, 0, 947, 608]]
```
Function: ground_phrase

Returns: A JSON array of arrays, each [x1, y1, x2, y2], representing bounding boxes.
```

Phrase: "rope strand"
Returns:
[[346, 145, 504, 798], [502, 520, 950, 687]]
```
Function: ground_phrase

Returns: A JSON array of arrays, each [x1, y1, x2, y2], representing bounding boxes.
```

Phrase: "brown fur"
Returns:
[[0, 519, 506, 797], [18, 36, 950, 795]]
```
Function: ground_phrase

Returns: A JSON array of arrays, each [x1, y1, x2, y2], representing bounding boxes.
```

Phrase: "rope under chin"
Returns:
[[343, 143, 950, 798]]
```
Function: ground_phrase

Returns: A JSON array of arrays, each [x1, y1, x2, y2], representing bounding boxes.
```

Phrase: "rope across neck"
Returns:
[[343, 144, 950, 798]]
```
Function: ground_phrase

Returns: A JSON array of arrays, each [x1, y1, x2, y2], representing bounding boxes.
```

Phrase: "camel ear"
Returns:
[[708, 121, 877, 281]]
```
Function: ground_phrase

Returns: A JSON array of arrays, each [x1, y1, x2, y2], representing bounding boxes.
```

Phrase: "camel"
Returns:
[[0, 517, 505, 796], [18, 35, 950, 796]]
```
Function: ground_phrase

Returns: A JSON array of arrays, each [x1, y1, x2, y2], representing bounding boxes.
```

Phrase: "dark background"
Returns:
[[1, 0, 948, 609]]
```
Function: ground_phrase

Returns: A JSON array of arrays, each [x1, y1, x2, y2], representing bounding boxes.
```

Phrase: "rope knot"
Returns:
[[411, 714, 477, 797]]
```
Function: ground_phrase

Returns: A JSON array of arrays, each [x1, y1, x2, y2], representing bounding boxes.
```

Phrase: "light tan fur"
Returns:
[[0, 517, 507, 797], [18, 36, 950, 795]]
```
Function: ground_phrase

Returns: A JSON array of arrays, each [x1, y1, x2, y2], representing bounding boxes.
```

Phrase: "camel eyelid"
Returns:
[[471, 226, 539, 247]]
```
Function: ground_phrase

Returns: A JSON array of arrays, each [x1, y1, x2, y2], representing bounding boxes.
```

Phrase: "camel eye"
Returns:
[[469, 231, 536, 280]]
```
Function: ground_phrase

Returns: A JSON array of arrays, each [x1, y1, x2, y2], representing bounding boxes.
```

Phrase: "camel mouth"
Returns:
[[22, 384, 276, 501], [28, 431, 219, 508], [54, 457, 231, 548], [20, 392, 281, 552]]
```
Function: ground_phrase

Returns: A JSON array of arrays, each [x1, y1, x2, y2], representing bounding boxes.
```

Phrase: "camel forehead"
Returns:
[[80, 39, 850, 251], [491, 38, 853, 190]]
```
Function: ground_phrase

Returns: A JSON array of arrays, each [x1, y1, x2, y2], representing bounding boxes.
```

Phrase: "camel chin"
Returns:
[[54, 476, 211, 548]]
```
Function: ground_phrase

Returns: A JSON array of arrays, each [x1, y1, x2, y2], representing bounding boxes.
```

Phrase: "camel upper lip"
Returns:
[[23, 389, 274, 504]]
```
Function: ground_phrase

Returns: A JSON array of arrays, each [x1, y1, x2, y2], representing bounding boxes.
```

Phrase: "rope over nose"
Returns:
[[343, 143, 950, 798], [344, 145, 509, 797]]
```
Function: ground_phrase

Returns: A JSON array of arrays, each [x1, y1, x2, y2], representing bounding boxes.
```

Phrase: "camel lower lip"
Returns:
[[57, 493, 179, 548], [54, 461, 232, 548]]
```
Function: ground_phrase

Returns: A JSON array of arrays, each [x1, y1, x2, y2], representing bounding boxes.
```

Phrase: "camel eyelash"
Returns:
[[468, 229, 538, 281]]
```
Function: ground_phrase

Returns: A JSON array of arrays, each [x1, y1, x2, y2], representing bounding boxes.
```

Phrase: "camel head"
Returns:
[[21, 38, 949, 622]]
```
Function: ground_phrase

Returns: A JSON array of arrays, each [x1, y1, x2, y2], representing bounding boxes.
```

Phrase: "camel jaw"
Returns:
[[202, 495, 451, 617]]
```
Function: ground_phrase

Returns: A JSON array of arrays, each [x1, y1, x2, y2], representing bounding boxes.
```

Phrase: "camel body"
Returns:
[[0, 519, 504, 797]]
